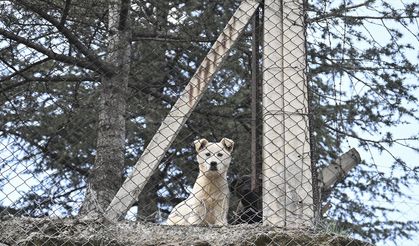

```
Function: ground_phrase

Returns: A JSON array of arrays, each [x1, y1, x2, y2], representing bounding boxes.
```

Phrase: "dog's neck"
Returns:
[[192, 171, 228, 196], [196, 171, 227, 181]]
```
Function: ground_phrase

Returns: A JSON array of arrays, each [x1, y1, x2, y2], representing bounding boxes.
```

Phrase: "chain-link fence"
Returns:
[[1, 0, 419, 245]]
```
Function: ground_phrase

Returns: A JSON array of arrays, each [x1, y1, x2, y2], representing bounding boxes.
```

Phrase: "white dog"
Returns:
[[166, 138, 234, 226]]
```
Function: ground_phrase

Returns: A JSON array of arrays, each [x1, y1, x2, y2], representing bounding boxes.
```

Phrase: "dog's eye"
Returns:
[[217, 153, 223, 157], [205, 153, 211, 157]]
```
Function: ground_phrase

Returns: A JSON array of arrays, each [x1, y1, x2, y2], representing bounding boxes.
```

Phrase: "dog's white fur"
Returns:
[[166, 138, 234, 226]]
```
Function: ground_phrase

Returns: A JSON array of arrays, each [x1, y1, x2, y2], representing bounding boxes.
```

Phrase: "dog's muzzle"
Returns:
[[209, 161, 218, 171]]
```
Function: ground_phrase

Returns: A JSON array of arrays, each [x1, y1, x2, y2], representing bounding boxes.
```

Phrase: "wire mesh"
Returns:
[[1, 0, 418, 245]]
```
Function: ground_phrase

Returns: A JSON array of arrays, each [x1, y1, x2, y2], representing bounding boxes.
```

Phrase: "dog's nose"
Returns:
[[210, 161, 218, 170]]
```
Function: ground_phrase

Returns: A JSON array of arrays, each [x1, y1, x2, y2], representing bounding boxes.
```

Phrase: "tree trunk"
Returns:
[[79, 0, 131, 217]]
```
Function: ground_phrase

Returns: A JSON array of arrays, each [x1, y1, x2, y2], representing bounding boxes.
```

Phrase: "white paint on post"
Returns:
[[262, 0, 314, 227], [105, 0, 261, 222]]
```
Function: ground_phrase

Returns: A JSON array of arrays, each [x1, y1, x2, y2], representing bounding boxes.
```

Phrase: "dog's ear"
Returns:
[[220, 138, 234, 153], [194, 138, 209, 152]]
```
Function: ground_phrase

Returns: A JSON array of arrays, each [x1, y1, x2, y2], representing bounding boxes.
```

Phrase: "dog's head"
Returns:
[[194, 138, 234, 175]]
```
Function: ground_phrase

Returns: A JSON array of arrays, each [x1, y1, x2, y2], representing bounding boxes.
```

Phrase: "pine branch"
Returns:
[[59, 0, 72, 28], [51, 186, 86, 201], [0, 57, 51, 84], [0, 75, 99, 94], [325, 124, 419, 146], [308, 0, 418, 23], [311, 14, 419, 23], [308, 1, 372, 23], [0, 28, 105, 73], [131, 31, 217, 43], [0, 129, 90, 176], [13, 0, 114, 75], [118, 0, 130, 31], [339, 14, 419, 20]]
